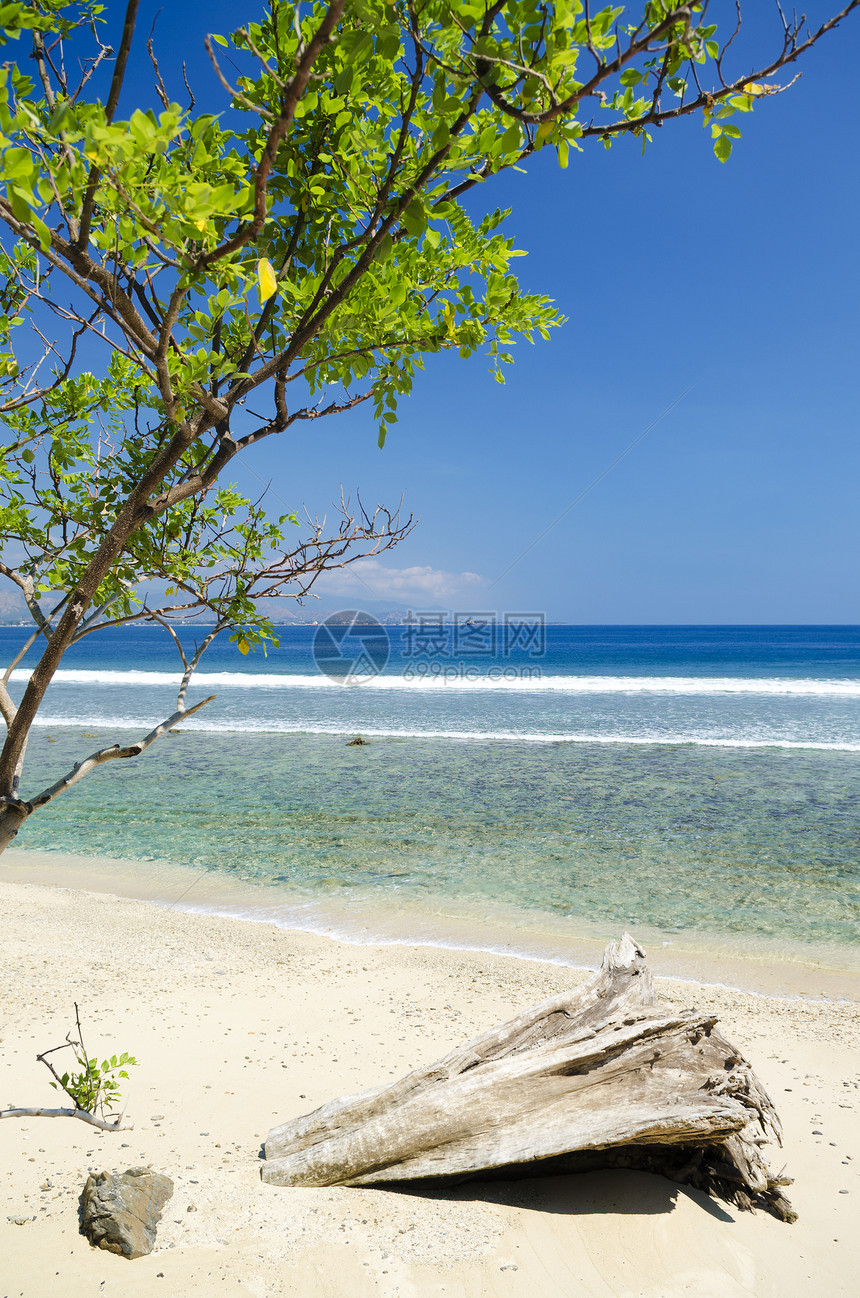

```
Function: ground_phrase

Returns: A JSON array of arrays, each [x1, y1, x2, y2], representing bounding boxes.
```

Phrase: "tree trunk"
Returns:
[[262, 934, 795, 1222], [0, 800, 29, 854]]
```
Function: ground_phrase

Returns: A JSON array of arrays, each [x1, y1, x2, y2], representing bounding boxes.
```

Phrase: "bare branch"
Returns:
[[29, 693, 216, 811], [0, 681, 16, 729], [69, 40, 115, 104], [146, 19, 170, 110], [203, 35, 276, 120], [0, 1106, 133, 1131]]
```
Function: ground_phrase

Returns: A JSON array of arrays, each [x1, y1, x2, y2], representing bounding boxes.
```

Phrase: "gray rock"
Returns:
[[80, 1167, 173, 1259]]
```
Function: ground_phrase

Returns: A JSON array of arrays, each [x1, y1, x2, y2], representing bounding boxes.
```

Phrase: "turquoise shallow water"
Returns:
[[5, 624, 859, 967], [18, 727, 860, 950]]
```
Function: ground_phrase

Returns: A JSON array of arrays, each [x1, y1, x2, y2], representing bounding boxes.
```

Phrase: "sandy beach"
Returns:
[[1, 873, 858, 1297]]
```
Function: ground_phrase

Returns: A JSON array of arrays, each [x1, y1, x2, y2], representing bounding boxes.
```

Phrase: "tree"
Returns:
[[0, 0, 856, 853]]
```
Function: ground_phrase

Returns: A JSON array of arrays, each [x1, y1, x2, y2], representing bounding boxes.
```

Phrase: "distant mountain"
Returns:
[[264, 596, 419, 625], [0, 587, 27, 624], [0, 585, 423, 628]]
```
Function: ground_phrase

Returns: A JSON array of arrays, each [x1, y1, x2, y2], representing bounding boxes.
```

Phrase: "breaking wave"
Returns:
[[12, 668, 860, 696]]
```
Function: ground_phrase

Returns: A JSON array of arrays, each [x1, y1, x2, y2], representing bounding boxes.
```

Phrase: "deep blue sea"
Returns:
[[4, 624, 859, 961]]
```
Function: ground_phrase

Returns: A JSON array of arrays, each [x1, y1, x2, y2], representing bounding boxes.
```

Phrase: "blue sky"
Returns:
[[132, 4, 859, 621]]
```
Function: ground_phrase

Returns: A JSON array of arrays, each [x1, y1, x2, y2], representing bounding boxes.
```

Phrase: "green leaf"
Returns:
[[500, 122, 522, 154], [30, 212, 50, 250], [714, 134, 732, 163], [346, 32, 373, 66], [402, 200, 426, 237]]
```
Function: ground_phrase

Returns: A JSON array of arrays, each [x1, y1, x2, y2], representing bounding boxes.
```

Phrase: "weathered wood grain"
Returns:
[[262, 934, 795, 1221]]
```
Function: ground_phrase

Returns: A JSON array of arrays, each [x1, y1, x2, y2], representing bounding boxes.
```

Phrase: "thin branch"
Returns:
[[182, 61, 196, 110], [234, 390, 373, 451], [0, 1106, 133, 1131], [146, 17, 170, 110], [178, 624, 223, 710], [29, 693, 216, 811], [77, 0, 141, 250], [203, 35, 275, 119], [69, 40, 115, 104], [197, 0, 345, 269], [147, 610, 189, 669]]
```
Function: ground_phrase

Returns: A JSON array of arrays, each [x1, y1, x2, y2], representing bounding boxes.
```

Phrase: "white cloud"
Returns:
[[317, 559, 485, 604]]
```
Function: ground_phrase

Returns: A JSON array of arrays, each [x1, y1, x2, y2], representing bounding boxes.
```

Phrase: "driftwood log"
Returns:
[[263, 935, 795, 1221]]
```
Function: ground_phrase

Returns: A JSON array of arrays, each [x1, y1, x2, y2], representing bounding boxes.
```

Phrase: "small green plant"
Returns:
[[49, 1051, 138, 1115], [37, 1004, 138, 1120]]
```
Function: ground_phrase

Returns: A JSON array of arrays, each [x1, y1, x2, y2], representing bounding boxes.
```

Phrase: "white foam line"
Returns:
[[12, 667, 860, 696], [28, 715, 860, 750], [10, 861, 854, 1003], [164, 899, 852, 1004]]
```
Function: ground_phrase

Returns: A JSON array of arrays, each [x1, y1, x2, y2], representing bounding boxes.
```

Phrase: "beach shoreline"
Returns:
[[1, 872, 858, 1296], [2, 846, 859, 1003]]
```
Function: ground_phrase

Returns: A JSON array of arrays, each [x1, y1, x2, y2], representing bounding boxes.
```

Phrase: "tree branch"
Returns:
[[0, 1106, 133, 1131], [77, 0, 141, 251], [197, 0, 345, 269], [28, 693, 215, 811]]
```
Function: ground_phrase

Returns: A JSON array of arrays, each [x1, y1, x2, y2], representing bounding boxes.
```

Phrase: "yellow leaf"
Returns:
[[238, 636, 250, 655], [257, 257, 277, 302], [743, 82, 764, 96], [194, 218, 206, 232]]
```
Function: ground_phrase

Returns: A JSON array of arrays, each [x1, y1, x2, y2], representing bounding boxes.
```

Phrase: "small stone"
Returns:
[[7, 1215, 32, 1225], [150, 1116, 165, 1122], [187, 1204, 197, 1212], [501, 1264, 519, 1271], [80, 1168, 173, 1259], [839, 1190, 849, 1195], [813, 1130, 823, 1135]]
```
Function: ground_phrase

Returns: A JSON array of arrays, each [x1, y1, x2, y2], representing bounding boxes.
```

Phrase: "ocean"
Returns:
[[4, 623, 859, 983]]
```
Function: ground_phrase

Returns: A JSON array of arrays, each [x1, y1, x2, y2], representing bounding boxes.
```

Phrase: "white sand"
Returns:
[[1, 877, 858, 1297]]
